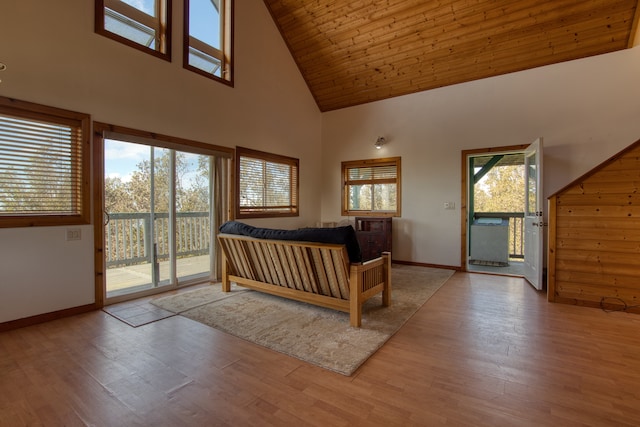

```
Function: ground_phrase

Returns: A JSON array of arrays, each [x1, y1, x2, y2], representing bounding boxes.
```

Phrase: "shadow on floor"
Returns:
[[467, 260, 524, 276]]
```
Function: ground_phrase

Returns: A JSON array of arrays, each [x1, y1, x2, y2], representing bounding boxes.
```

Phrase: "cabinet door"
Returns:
[[355, 217, 392, 261]]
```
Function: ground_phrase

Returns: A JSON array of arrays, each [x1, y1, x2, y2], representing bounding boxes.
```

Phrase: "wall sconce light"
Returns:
[[374, 136, 386, 149]]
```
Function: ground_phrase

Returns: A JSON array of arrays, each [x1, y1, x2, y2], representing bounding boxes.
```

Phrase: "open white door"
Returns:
[[523, 138, 544, 290]]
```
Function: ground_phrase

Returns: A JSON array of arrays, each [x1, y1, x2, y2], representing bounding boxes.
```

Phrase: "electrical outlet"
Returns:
[[66, 228, 81, 241], [444, 202, 456, 210]]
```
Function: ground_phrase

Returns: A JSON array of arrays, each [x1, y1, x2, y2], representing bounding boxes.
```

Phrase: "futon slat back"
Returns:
[[218, 234, 351, 299]]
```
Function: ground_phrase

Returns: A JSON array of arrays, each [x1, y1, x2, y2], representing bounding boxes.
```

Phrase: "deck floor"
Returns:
[[106, 254, 210, 294], [467, 259, 524, 276]]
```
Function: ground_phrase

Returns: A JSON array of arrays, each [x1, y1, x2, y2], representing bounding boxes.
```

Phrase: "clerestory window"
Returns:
[[95, 0, 171, 61], [0, 96, 90, 228], [235, 147, 298, 218], [342, 157, 401, 217], [184, 0, 233, 85]]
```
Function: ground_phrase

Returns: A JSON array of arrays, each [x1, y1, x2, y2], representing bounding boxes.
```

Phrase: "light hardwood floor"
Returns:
[[2, 271, 640, 426]]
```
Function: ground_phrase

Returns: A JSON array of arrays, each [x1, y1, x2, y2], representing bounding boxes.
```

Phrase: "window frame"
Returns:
[[95, 0, 172, 61], [341, 157, 401, 217], [183, 0, 234, 86], [0, 96, 91, 228], [235, 146, 299, 219]]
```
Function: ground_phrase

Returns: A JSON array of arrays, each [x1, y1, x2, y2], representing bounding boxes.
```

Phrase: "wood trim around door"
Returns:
[[93, 123, 108, 308]]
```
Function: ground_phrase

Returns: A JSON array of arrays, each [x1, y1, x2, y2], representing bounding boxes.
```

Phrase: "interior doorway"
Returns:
[[461, 144, 529, 277]]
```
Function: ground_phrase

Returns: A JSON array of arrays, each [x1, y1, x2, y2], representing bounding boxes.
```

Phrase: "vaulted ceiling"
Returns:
[[263, 0, 640, 112]]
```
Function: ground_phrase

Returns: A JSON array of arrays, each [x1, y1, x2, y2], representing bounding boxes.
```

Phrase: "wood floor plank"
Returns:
[[2, 271, 640, 426]]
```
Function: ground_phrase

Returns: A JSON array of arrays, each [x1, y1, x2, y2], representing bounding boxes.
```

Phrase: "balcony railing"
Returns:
[[105, 210, 526, 268], [106, 212, 210, 268], [474, 212, 524, 259]]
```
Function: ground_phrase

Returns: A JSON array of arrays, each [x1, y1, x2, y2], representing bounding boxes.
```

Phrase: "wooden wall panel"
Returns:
[[548, 140, 640, 313]]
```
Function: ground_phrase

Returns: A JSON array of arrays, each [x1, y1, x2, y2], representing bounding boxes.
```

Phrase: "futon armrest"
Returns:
[[350, 251, 390, 273], [347, 252, 392, 326], [349, 252, 391, 298]]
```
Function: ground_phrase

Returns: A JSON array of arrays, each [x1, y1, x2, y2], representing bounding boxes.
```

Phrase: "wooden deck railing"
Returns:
[[106, 211, 525, 267], [105, 212, 210, 267]]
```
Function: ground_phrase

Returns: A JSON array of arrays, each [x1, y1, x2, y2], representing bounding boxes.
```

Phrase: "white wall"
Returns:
[[321, 46, 640, 267], [0, 0, 321, 322]]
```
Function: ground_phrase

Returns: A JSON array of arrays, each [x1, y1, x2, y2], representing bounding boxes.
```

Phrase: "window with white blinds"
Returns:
[[342, 157, 401, 216], [0, 97, 90, 227], [236, 147, 298, 218]]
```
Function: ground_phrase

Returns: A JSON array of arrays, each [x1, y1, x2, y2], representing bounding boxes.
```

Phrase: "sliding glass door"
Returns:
[[104, 139, 216, 299], [175, 152, 212, 282]]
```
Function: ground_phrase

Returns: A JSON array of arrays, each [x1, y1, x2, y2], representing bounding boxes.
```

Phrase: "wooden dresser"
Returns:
[[355, 217, 392, 262]]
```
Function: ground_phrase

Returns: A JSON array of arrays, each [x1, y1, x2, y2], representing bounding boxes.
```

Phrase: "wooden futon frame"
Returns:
[[217, 233, 391, 327]]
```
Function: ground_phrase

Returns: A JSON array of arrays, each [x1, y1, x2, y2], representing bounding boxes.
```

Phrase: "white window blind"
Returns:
[[0, 112, 84, 216], [236, 147, 298, 218], [346, 164, 397, 182]]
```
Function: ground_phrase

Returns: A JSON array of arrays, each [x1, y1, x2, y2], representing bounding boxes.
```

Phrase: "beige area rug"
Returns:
[[152, 265, 454, 376]]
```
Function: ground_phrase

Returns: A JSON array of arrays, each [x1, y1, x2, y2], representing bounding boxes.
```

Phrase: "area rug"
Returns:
[[152, 265, 454, 375]]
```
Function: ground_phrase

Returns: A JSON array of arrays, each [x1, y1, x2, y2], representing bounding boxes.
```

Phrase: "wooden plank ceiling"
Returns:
[[263, 0, 640, 112]]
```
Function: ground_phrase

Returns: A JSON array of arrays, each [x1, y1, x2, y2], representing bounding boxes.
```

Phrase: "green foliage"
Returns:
[[105, 151, 210, 214], [474, 165, 524, 213]]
